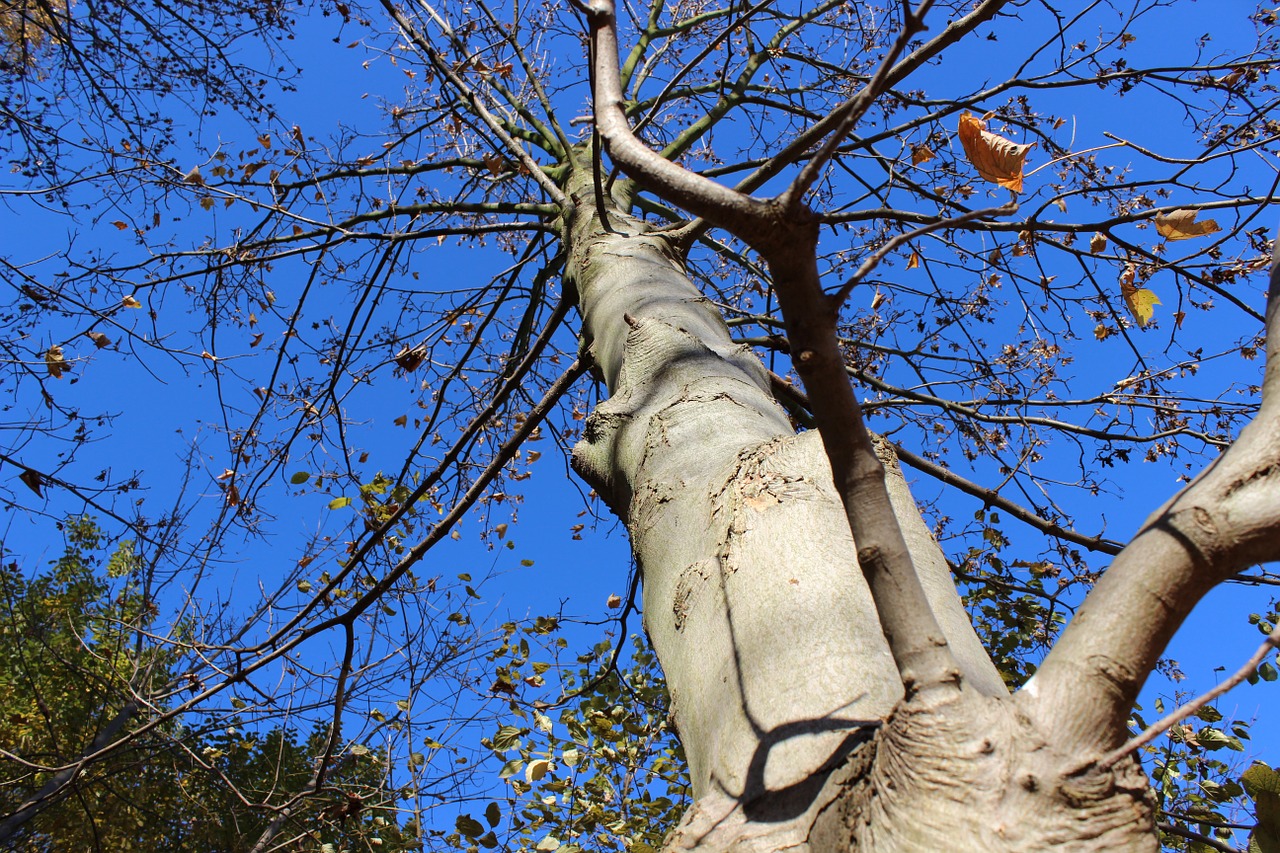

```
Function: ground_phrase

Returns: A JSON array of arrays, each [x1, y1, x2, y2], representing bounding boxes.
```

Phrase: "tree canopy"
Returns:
[[1, 0, 1279, 850]]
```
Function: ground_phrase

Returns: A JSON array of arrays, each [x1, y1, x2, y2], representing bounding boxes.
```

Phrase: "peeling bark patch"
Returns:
[[673, 560, 716, 632], [1224, 459, 1280, 498]]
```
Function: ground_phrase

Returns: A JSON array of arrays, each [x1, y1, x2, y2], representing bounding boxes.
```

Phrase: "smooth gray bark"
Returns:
[[562, 176, 1030, 848]]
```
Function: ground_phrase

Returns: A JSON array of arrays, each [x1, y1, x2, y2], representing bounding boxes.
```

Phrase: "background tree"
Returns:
[[1, 0, 1278, 850]]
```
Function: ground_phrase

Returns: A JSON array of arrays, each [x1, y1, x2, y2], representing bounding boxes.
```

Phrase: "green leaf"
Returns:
[[1196, 727, 1240, 751], [289, 471, 310, 484], [1260, 661, 1278, 682], [492, 725, 525, 751], [484, 801, 501, 828], [456, 815, 485, 838], [296, 579, 312, 593]]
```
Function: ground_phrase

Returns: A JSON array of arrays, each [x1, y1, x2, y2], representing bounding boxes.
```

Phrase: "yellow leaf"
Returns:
[[122, 294, 142, 308], [1124, 288, 1160, 327], [1119, 268, 1159, 327], [1154, 209, 1222, 241], [957, 111, 1035, 193]]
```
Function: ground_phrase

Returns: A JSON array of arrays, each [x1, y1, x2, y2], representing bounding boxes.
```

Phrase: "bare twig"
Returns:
[[831, 203, 1017, 305], [1100, 623, 1280, 769]]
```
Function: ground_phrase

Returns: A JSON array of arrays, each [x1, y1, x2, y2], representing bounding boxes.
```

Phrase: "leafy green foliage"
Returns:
[[449, 628, 689, 853], [0, 517, 414, 852]]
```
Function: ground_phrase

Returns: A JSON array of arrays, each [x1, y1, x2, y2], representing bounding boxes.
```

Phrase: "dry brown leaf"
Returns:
[[1089, 232, 1107, 254], [44, 345, 68, 379], [19, 469, 44, 497], [957, 111, 1035, 193], [122, 294, 142, 308], [906, 250, 920, 270], [911, 144, 936, 166], [1154, 209, 1222, 241], [85, 331, 111, 348], [394, 343, 427, 372]]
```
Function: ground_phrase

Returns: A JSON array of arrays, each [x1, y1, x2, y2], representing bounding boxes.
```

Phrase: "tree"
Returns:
[[1, 0, 1278, 849], [0, 517, 419, 851]]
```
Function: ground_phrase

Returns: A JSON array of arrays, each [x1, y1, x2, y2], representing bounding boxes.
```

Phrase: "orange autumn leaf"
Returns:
[[906, 250, 920, 269], [957, 111, 1035, 193], [911, 144, 935, 166]]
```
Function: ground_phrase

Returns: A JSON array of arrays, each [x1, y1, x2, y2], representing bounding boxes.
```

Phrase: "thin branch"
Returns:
[[831, 203, 1017, 305], [1101, 623, 1280, 769], [777, 0, 935, 211], [1157, 822, 1244, 853], [380, 0, 567, 205]]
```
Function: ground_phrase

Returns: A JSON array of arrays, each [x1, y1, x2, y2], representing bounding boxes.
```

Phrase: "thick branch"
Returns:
[[587, 0, 968, 696], [1029, 225, 1280, 755]]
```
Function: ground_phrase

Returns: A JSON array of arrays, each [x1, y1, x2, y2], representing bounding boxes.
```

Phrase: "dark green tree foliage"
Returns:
[[0, 518, 411, 851]]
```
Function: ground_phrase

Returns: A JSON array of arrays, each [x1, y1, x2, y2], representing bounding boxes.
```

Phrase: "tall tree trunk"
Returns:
[[560, 170, 1157, 849]]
